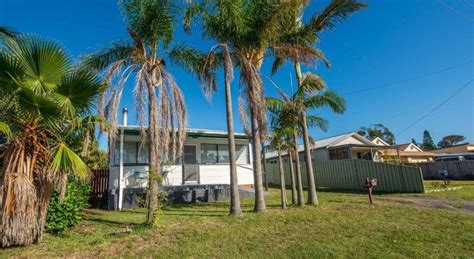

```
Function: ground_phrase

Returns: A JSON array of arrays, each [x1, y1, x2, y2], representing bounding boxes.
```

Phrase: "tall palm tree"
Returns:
[[265, 73, 345, 206], [83, 0, 204, 224], [272, 0, 367, 205], [0, 35, 103, 247], [184, 4, 243, 216], [185, 0, 310, 213]]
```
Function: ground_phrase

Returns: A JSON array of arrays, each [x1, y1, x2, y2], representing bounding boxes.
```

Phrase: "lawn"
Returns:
[[2, 184, 473, 258]]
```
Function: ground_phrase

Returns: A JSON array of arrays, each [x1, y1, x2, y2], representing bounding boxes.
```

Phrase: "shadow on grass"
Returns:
[[84, 216, 147, 228]]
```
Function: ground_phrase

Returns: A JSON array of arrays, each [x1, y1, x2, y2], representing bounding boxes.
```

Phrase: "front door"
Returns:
[[182, 145, 199, 184]]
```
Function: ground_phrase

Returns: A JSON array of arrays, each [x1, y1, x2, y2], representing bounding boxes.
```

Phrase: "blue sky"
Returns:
[[1, 0, 473, 150]]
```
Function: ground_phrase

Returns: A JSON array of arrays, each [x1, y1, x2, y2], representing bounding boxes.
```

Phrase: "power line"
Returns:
[[344, 60, 473, 95], [396, 79, 473, 137], [437, 0, 474, 23]]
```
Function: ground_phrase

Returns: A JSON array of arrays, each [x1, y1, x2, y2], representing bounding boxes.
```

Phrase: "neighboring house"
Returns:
[[373, 141, 434, 164], [265, 132, 385, 163], [109, 112, 254, 209], [434, 143, 474, 154]]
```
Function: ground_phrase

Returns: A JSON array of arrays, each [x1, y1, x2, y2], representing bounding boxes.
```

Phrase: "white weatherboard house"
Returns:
[[109, 110, 254, 209]]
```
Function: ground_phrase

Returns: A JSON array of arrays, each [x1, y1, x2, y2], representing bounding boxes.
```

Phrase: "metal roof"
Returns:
[[119, 125, 250, 139], [265, 132, 377, 159]]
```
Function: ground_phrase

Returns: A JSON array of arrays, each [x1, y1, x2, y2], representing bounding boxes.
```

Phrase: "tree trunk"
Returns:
[[288, 149, 297, 205], [222, 46, 242, 216], [293, 132, 304, 207], [250, 107, 266, 213], [277, 146, 287, 209], [33, 172, 53, 244], [146, 82, 161, 225], [294, 62, 318, 205]]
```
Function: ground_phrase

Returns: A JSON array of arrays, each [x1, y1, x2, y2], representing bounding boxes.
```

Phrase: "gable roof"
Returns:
[[370, 137, 390, 146], [265, 132, 377, 159], [392, 143, 423, 152]]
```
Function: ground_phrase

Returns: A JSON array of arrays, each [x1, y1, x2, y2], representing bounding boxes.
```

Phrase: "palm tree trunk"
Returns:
[[294, 62, 318, 205], [146, 82, 160, 225], [288, 149, 297, 205], [277, 145, 287, 209], [222, 48, 242, 216], [293, 132, 304, 207], [0, 141, 39, 247], [33, 172, 53, 244], [250, 108, 266, 213]]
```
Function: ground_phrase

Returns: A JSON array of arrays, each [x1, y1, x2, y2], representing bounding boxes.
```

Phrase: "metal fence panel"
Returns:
[[265, 159, 425, 193], [419, 161, 474, 180]]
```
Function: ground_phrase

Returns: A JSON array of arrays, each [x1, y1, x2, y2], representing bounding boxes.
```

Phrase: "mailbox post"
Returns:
[[364, 178, 377, 204]]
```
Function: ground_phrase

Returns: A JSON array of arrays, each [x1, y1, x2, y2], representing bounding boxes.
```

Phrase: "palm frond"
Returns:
[[295, 72, 326, 96], [51, 143, 89, 178], [81, 42, 136, 72], [304, 89, 346, 114], [119, 0, 176, 47], [0, 121, 11, 137], [7, 35, 70, 94], [306, 0, 367, 33], [306, 115, 329, 132], [55, 69, 103, 116]]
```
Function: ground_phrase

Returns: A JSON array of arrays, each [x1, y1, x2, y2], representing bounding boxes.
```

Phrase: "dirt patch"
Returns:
[[379, 196, 474, 215]]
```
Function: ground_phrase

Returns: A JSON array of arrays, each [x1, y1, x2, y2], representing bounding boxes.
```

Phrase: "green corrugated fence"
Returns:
[[265, 159, 425, 193]]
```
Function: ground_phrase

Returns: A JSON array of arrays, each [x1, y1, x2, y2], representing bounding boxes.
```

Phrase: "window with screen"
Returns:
[[201, 144, 218, 164]]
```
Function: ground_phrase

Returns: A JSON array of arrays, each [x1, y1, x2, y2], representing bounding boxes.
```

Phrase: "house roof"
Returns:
[[370, 137, 390, 146], [118, 125, 250, 139], [265, 132, 378, 159]]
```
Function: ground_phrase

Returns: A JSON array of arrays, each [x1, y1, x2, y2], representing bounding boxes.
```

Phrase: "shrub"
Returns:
[[46, 176, 90, 234]]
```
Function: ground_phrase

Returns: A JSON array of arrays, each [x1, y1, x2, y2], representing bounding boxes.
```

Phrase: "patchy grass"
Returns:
[[2, 188, 473, 258], [421, 180, 474, 201]]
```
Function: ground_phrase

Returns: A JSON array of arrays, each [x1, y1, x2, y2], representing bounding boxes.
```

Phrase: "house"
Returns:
[[109, 110, 254, 210], [372, 141, 434, 164], [434, 143, 474, 154], [265, 132, 386, 163]]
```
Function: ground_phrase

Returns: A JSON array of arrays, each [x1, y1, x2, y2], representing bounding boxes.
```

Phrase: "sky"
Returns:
[[1, 0, 473, 150]]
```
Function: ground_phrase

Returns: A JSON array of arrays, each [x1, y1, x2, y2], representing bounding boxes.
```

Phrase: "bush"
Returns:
[[46, 176, 90, 234]]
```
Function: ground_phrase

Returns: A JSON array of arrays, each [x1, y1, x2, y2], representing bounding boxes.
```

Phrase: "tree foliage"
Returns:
[[437, 135, 466, 149], [0, 33, 103, 247], [421, 130, 436, 151], [357, 124, 395, 145]]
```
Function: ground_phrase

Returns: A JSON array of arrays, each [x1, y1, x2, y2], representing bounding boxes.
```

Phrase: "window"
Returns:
[[201, 144, 218, 164], [114, 141, 149, 165], [217, 144, 230, 163], [200, 144, 250, 164], [137, 143, 149, 164]]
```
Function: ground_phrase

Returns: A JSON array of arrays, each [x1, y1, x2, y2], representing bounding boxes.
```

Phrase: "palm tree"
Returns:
[[265, 73, 345, 206], [272, 0, 367, 205], [267, 128, 293, 209], [185, 0, 309, 213], [0, 35, 103, 247], [184, 4, 243, 216], [83, 0, 205, 224]]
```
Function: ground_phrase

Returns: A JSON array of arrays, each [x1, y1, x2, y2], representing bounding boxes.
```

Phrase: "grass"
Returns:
[[2, 184, 473, 258], [420, 180, 474, 201]]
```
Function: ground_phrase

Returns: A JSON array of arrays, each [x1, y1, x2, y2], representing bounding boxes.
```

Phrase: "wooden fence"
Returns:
[[89, 169, 109, 209], [265, 159, 424, 193], [418, 161, 474, 180]]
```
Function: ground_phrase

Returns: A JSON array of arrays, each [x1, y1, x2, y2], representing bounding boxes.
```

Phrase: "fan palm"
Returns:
[[83, 0, 206, 224], [0, 35, 103, 247], [271, 0, 367, 205], [265, 73, 345, 206], [185, 0, 313, 213]]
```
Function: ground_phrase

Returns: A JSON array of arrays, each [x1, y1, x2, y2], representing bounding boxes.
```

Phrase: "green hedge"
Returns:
[[46, 177, 90, 234]]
